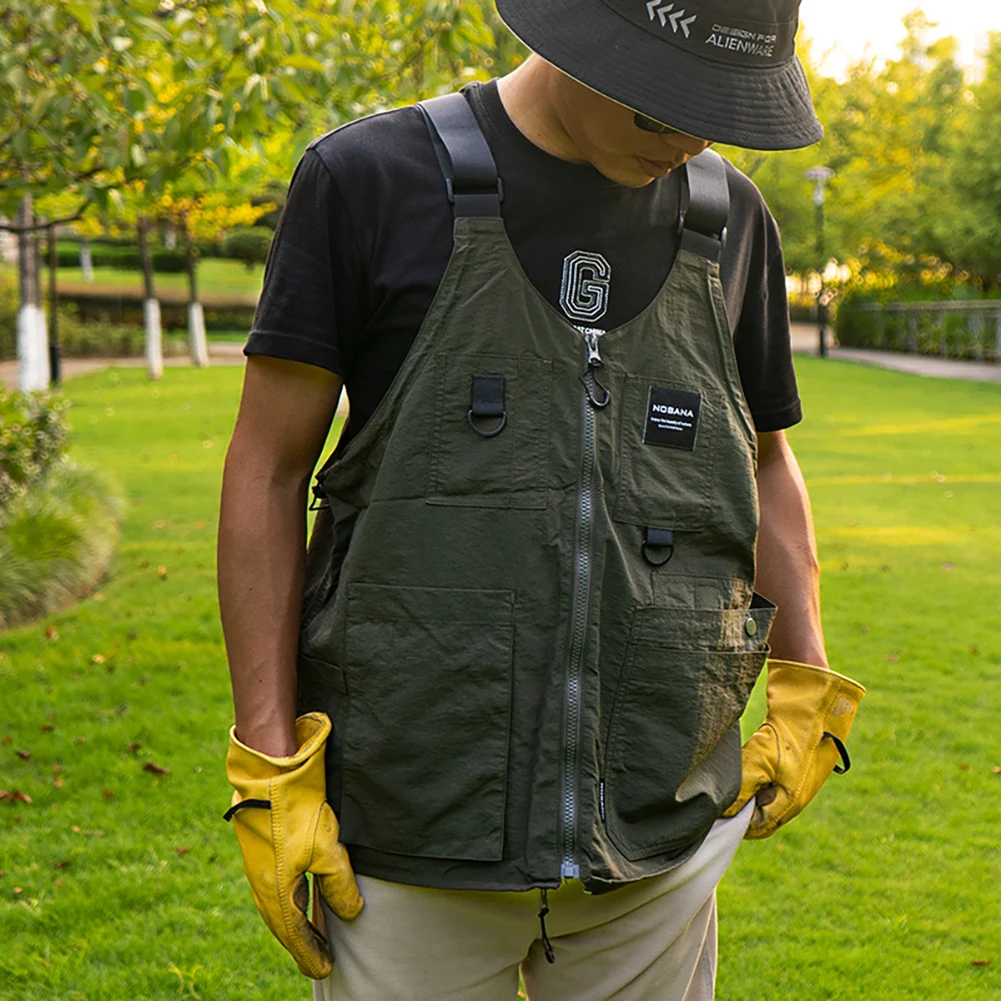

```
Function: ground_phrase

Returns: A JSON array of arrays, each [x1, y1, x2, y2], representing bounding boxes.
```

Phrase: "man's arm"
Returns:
[[754, 429, 828, 668], [218, 356, 343, 757]]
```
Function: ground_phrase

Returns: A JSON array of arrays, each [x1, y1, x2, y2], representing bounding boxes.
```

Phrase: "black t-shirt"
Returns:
[[246, 81, 802, 443]]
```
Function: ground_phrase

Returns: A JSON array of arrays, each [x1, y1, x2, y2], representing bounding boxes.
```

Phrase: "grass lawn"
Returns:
[[0, 259, 264, 302], [1, 358, 999, 1000]]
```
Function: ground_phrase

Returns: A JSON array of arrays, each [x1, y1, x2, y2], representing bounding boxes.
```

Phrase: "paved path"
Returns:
[[790, 323, 1001, 384], [0, 341, 245, 390]]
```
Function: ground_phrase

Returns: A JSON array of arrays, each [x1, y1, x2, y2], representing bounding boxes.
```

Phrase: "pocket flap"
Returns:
[[629, 595, 776, 651]]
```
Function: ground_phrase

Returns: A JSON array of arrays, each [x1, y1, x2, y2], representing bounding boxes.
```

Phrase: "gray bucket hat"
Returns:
[[495, 0, 823, 151]]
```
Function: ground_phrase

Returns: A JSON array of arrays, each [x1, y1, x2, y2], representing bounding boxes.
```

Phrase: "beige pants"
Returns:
[[314, 801, 751, 1001]]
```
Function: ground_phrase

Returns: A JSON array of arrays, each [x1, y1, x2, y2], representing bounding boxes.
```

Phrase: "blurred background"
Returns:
[[1, 3, 999, 999]]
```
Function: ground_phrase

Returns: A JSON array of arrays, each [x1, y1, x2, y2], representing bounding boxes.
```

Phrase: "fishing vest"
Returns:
[[297, 93, 776, 893]]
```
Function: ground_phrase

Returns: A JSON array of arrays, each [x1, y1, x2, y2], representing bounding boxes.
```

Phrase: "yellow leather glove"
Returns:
[[723, 660, 865, 839], [224, 712, 363, 979]]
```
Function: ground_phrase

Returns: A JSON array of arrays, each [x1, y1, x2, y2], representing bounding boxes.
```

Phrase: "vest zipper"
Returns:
[[561, 327, 608, 881]]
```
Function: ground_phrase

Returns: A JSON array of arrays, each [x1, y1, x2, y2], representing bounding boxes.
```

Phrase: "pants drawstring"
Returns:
[[538, 889, 556, 964]]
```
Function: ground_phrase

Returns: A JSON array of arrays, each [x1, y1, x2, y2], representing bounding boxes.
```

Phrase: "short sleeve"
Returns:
[[244, 149, 363, 377], [732, 216, 803, 434]]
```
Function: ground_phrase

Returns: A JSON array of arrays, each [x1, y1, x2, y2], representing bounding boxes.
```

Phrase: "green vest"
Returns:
[[298, 94, 775, 893]]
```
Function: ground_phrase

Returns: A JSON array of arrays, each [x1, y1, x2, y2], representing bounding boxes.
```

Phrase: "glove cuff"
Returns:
[[766, 659, 866, 698], [228, 712, 331, 775]]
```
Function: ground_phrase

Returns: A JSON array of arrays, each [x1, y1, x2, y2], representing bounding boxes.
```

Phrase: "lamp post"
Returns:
[[805, 166, 834, 357]]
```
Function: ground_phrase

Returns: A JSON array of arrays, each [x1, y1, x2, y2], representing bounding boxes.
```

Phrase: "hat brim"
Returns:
[[495, 0, 823, 151]]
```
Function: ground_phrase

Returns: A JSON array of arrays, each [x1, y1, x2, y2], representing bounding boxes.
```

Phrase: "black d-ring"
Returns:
[[468, 409, 507, 438], [642, 528, 675, 567]]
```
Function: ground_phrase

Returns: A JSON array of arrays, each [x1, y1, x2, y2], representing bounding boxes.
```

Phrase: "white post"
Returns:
[[17, 303, 50, 392], [188, 301, 209, 368], [144, 298, 163, 380], [80, 240, 94, 282]]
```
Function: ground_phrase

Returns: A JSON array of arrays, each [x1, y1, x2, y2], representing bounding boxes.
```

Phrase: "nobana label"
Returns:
[[643, 387, 702, 451]]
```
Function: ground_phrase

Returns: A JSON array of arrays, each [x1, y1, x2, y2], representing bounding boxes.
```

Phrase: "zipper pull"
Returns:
[[578, 327, 610, 410]]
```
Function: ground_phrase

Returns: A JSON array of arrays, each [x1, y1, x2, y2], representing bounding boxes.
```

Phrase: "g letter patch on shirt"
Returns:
[[643, 387, 702, 451]]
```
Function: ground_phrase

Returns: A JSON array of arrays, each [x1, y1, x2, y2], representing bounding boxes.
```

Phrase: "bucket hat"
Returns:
[[494, 0, 823, 151]]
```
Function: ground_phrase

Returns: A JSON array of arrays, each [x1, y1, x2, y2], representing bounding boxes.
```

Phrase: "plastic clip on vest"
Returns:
[[224, 713, 363, 979], [721, 660, 865, 839]]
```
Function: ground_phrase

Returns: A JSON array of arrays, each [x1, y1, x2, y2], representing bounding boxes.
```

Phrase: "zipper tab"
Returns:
[[583, 328, 603, 368], [578, 326, 610, 410], [561, 861, 580, 880]]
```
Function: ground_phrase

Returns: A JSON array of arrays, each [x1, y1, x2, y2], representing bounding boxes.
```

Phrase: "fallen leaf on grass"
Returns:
[[972, 960, 992, 968], [73, 737, 86, 746], [993, 767, 1001, 775], [971, 646, 981, 657], [54, 878, 63, 886], [0, 737, 11, 746], [886, 654, 900, 663], [942, 563, 956, 572], [102, 789, 115, 799], [52, 764, 61, 774], [91, 654, 105, 665], [45, 625, 58, 642], [54, 777, 63, 789], [127, 742, 141, 754], [40, 723, 56, 732], [142, 762, 170, 775], [15, 750, 31, 761], [139, 561, 149, 570], [71, 826, 105, 837], [53, 861, 70, 869], [959, 764, 970, 772], [93, 593, 106, 602], [175, 847, 190, 856], [0, 871, 5, 878], [13, 887, 22, 895], [157, 566, 168, 580], [0, 790, 32, 804]]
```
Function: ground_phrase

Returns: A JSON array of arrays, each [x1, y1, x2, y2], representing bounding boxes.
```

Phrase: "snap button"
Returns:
[[745, 617, 758, 638]]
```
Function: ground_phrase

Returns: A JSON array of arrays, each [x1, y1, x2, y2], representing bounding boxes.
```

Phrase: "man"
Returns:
[[218, 1, 865, 999]]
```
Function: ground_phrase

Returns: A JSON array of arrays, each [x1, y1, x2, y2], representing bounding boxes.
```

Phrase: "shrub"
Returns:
[[220, 227, 274, 270], [0, 388, 68, 512], [0, 460, 124, 629]]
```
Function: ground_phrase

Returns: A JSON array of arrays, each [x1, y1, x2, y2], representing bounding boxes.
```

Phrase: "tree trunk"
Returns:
[[137, 215, 163, 380], [181, 212, 209, 368], [48, 224, 61, 386], [16, 195, 49, 392], [80, 237, 94, 282]]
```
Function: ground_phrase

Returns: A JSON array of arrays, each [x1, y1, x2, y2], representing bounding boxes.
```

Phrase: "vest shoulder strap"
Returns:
[[418, 93, 503, 218], [680, 149, 730, 262]]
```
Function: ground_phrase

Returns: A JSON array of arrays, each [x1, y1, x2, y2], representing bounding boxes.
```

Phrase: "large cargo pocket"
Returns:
[[612, 375, 719, 531], [427, 352, 552, 510], [603, 599, 775, 861], [340, 583, 515, 861]]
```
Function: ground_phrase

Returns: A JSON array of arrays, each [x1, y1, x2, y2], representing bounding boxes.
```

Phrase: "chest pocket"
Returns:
[[426, 352, 552, 510], [613, 374, 722, 531]]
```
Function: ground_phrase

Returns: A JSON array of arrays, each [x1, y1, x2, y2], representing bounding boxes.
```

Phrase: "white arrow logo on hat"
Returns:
[[646, 1, 697, 37]]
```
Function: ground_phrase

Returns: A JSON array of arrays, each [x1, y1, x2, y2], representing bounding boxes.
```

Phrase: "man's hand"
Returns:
[[225, 712, 363, 979], [723, 660, 865, 838], [739, 432, 866, 837]]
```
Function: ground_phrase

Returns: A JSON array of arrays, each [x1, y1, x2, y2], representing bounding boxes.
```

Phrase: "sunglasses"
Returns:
[[633, 112, 710, 145], [634, 111, 682, 135]]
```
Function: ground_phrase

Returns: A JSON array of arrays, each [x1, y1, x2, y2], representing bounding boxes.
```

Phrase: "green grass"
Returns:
[[0, 260, 264, 301], [1, 359, 999, 999]]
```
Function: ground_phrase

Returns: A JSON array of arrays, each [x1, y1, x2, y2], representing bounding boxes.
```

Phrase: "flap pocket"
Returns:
[[340, 584, 515, 861], [427, 352, 552, 510]]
